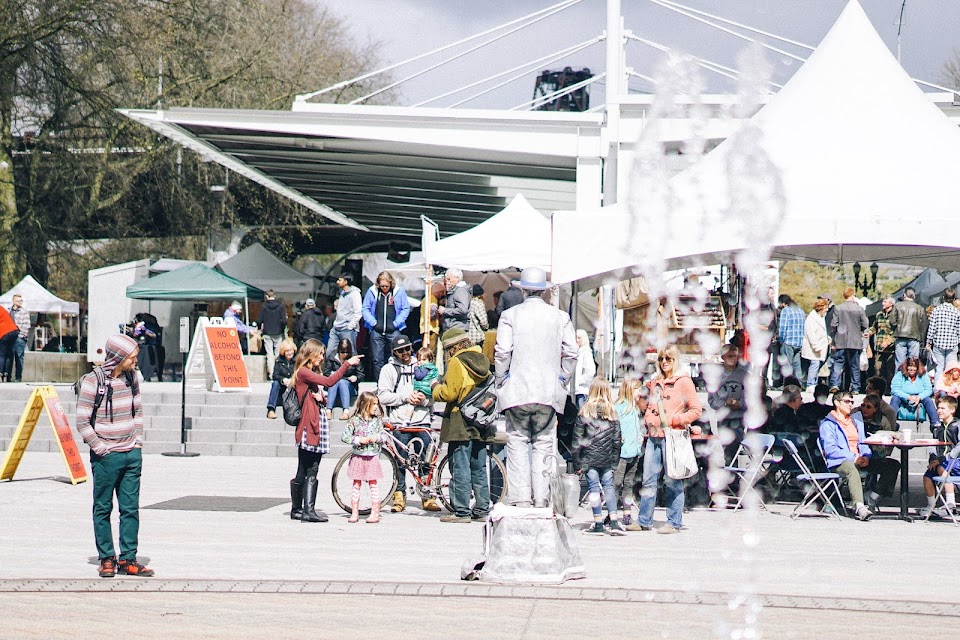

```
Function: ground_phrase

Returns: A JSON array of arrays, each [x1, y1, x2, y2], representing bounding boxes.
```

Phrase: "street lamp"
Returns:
[[852, 261, 879, 297]]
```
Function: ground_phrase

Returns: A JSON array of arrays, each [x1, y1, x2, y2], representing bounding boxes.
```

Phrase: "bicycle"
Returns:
[[330, 419, 507, 516]]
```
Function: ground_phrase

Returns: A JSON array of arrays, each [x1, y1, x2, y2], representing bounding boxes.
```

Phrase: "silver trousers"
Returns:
[[504, 403, 557, 507]]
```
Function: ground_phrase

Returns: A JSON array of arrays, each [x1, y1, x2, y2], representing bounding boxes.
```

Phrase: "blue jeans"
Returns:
[[369, 329, 400, 383], [830, 348, 862, 393], [12, 337, 26, 381], [585, 467, 617, 517], [890, 394, 940, 427], [778, 343, 802, 381], [327, 327, 357, 358], [638, 437, 685, 529], [894, 338, 920, 371], [267, 381, 284, 410], [448, 440, 490, 518], [327, 378, 354, 410], [928, 346, 957, 385], [805, 359, 822, 388]]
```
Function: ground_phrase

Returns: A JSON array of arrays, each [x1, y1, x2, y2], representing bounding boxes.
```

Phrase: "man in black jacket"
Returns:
[[294, 299, 325, 347], [257, 290, 287, 378]]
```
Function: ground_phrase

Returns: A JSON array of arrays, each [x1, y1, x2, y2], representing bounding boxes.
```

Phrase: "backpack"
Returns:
[[74, 368, 108, 427], [281, 385, 310, 427], [458, 374, 498, 435]]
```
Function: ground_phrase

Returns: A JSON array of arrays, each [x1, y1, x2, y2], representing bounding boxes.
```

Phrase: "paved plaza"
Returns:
[[2, 450, 957, 639]]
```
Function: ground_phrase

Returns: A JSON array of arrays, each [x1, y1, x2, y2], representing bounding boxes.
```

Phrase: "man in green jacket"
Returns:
[[432, 328, 493, 523]]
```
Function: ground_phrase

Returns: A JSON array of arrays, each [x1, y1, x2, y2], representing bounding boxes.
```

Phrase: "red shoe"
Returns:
[[117, 559, 154, 577], [98, 557, 117, 578]]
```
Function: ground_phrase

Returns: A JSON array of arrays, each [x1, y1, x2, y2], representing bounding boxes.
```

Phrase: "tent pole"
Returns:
[[424, 265, 432, 355]]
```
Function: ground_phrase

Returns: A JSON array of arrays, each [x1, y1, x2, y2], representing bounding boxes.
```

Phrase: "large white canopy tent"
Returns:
[[552, 0, 960, 287], [0, 275, 82, 361], [422, 193, 551, 272]]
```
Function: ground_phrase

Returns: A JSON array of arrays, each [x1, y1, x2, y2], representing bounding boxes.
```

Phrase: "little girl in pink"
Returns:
[[340, 391, 388, 523]]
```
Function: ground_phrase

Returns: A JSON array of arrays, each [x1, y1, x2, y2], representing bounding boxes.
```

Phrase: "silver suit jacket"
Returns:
[[494, 297, 578, 412]]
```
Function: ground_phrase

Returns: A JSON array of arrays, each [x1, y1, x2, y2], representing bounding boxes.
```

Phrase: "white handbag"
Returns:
[[656, 387, 698, 480]]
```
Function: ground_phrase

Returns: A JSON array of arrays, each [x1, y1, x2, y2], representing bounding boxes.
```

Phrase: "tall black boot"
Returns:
[[290, 480, 303, 520], [300, 476, 328, 523]]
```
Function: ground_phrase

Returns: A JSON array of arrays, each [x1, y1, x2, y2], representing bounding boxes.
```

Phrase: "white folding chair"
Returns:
[[782, 438, 846, 519], [723, 432, 776, 510], [924, 458, 960, 526]]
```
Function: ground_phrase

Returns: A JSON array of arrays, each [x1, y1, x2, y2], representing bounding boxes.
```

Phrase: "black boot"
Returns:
[[290, 480, 303, 520], [300, 476, 328, 523]]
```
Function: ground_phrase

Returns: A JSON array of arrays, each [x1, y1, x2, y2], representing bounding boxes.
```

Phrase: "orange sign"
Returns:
[[0, 387, 88, 484], [204, 323, 249, 391]]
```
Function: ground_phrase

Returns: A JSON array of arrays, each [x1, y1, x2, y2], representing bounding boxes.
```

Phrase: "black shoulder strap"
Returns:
[[88, 367, 107, 427]]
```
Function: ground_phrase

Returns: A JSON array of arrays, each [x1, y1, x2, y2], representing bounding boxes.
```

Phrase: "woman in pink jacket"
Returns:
[[637, 345, 703, 534]]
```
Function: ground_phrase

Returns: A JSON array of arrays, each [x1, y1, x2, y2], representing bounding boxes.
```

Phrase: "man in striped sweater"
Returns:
[[76, 334, 154, 578]]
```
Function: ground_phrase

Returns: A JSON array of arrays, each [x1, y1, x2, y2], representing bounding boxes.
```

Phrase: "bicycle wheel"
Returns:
[[330, 451, 398, 515], [435, 447, 508, 514]]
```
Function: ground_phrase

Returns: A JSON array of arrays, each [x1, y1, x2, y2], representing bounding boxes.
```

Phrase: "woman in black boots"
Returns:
[[289, 339, 363, 522]]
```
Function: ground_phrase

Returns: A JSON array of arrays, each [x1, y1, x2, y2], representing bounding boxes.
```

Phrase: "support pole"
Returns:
[[163, 318, 199, 457]]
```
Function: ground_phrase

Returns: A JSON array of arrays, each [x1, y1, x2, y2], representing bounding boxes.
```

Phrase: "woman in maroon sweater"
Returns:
[[289, 339, 362, 522]]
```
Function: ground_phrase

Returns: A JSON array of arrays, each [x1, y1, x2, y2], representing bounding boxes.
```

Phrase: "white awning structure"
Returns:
[[0, 275, 80, 315], [423, 193, 551, 271], [552, 1, 960, 285]]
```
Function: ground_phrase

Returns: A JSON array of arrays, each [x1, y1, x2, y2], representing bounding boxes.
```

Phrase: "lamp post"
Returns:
[[852, 262, 879, 297]]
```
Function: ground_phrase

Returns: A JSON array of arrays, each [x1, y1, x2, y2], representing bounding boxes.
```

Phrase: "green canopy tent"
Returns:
[[126, 262, 264, 323]]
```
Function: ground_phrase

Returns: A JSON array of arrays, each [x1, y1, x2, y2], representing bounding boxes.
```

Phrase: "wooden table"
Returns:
[[864, 439, 947, 521]]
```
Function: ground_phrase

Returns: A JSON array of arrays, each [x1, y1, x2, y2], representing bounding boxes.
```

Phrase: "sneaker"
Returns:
[[582, 522, 606, 536], [607, 521, 627, 536], [421, 497, 442, 512], [117, 560, 154, 577], [266, 410, 277, 419], [919, 507, 933, 518], [854, 505, 873, 521], [657, 525, 681, 535], [439, 514, 472, 523], [933, 506, 953, 519], [625, 523, 651, 532], [98, 557, 117, 578], [470, 512, 488, 521]]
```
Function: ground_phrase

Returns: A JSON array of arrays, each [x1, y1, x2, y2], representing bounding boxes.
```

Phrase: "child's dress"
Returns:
[[341, 415, 387, 481]]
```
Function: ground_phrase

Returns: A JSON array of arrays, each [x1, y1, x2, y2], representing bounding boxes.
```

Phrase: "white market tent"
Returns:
[[0, 275, 80, 315], [423, 193, 551, 272], [552, 0, 960, 286]]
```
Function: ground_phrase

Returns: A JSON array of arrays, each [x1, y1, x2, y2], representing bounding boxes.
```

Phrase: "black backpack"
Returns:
[[74, 368, 108, 427], [281, 386, 310, 427], [458, 374, 498, 434]]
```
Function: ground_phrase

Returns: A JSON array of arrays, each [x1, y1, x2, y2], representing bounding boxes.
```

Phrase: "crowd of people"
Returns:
[[74, 269, 960, 578]]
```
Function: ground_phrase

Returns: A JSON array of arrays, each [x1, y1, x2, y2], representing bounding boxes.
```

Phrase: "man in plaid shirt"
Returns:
[[777, 294, 805, 382], [9, 294, 30, 382], [926, 288, 960, 384]]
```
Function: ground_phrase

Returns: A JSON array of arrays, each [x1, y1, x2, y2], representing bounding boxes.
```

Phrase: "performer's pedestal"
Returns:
[[477, 503, 585, 584]]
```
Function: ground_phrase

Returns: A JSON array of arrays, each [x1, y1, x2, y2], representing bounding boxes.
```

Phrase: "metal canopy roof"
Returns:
[[120, 106, 603, 239]]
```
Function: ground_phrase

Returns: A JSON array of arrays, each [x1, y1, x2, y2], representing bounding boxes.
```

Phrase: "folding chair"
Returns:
[[924, 458, 960, 526], [782, 438, 846, 519], [723, 432, 776, 510], [767, 432, 809, 501]]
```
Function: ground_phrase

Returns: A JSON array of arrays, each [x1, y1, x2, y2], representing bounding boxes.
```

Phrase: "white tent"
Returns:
[[424, 193, 551, 271], [552, 0, 960, 286], [0, 275, 80, 314]]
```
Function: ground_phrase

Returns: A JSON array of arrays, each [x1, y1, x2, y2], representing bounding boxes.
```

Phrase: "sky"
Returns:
[[312, 0, 960, 109]]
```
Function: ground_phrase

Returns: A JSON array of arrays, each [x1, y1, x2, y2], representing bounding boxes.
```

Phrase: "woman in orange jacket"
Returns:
[[0, 306, 19, 382], [636, 345, 703, 534]]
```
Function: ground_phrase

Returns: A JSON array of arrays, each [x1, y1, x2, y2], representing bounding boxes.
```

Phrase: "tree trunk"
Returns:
[[0, 60, 20, 291]]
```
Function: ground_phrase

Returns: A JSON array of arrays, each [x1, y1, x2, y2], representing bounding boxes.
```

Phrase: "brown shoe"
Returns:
[[117, 559, 154, 577], [391, 491, 406, 513], [421, 497, 441, 512], [98, 557, 117, 578], [266, 410, 277, 419]]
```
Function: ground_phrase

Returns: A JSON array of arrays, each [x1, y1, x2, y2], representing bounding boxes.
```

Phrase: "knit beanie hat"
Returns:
[[441, 327, 470, 350]]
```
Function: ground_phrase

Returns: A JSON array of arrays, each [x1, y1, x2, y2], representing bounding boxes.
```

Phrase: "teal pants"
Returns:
[[90, 448, 142, 562]]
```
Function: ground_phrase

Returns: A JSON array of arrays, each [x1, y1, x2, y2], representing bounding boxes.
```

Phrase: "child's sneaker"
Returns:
[[607, 521, 627, 536], [582, 522, 606, 536]]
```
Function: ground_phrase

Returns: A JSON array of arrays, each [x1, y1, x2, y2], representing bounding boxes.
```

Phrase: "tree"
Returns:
[[1, 0, 385, 294]]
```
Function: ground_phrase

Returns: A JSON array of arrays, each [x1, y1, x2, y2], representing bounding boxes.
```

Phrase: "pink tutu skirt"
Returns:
[[348, 454, 383, 481]]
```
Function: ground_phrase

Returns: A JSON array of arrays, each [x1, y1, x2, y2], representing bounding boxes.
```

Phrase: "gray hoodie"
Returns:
[[334, 285, 362, 331], [377, 355, 433, 425]]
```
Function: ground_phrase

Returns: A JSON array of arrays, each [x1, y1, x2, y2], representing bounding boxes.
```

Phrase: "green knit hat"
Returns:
[[441, 327, 470, 349]]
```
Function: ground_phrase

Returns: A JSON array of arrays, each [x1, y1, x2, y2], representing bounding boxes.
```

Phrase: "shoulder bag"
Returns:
[[657, 385, 698, 480]]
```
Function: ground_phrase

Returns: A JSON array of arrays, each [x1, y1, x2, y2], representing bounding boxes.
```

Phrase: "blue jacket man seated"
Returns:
[[819, 390, 900, 520]]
